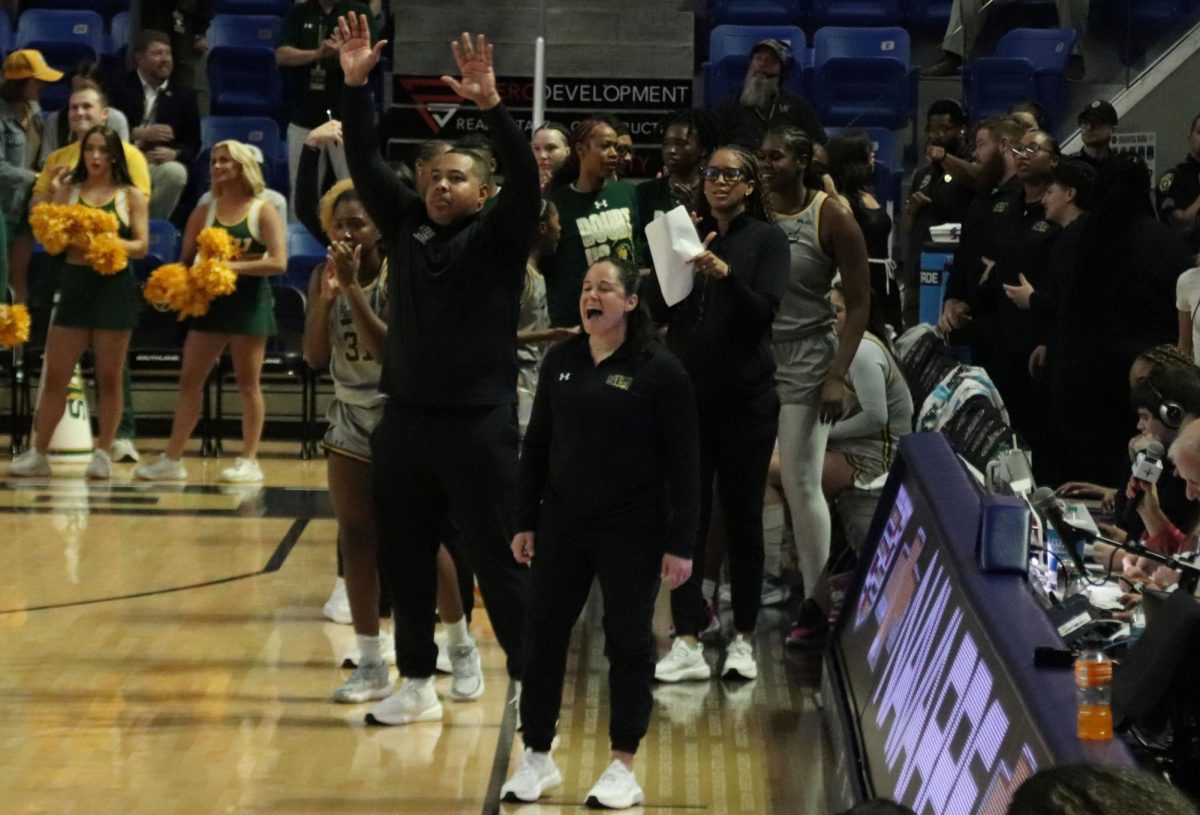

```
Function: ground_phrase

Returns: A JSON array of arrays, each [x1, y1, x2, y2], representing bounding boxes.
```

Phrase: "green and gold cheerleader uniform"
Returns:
[[190, 198, 277, 336], [53, 187, 140, 331]]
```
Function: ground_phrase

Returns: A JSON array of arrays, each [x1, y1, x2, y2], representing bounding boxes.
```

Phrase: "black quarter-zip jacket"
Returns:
[[517, 334, 701, 558]]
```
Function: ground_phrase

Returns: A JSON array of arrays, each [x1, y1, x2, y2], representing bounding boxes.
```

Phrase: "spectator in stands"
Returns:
[[758, 125, 869, 646], [506, 255, 699, 810], [531, 122, 569, 192], [827, 130, 900, 330], [920, 0, 1089, 81], [937, 116, 1025, 371], [714, 39, 827, 153], [1075, 99, 1117, 169], [1156, 112, 1200, 256], [610, 118, 635, 179], [276, 0, 379, 218], [641, 145, 788, 684], [824, 281, 913, 502], [140, 1, 213, 108], [7, 126, 148, 480], [902, 99, 973, 329], [1051, 154, 1194, 485], [1006, 764, 1197, 815], [543, 119, 640, 327], [636, 109, 718, 245], [110, 31, 200, 221], [412, 139, 451, 197], [42, 63, 129, 159], [1009, 100, 1051, 132], [134, 141, 287, 484], [0, 50, 60, 304]]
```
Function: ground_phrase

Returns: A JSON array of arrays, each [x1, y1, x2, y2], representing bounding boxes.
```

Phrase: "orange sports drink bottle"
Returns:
[[1075, 649, 1113, 740]]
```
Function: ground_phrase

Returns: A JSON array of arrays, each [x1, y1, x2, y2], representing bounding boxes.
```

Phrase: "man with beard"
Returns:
[[714, 39, 827, 153], [901, 99, 974, 329], [937, 116, 1025, 370]]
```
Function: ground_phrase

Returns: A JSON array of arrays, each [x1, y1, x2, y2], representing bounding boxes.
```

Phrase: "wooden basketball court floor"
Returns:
[[0, 442, 834, 814]]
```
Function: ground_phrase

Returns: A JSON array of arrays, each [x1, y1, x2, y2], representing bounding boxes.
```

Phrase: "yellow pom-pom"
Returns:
[[30, 203, 72, 255], [197, 227, 239, 261], [191, 257, 238, 298], [86, 232, 129, 274], [0, 304, 31, 349]]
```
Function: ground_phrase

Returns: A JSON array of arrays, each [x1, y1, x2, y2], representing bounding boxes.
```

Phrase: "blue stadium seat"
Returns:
[[1101, 0, 1196, 32], [811, 27, 914, 129], [0, 13, 12, 55], [286, 222, 325, 287], [19, 0, 112, 12], [813, 0, 901, 27], [213, 0, 291, 14], [708, 0, 809, 27], [704, 25, 806, 106], [142, 219, 180, 275], [206, 15, 284, 120], [963, 28, 1075, 130], [16, 9, 105, 111], [200, 115, 280, 153], [901, 0, 953, 29], [100, 10, 130, 76]]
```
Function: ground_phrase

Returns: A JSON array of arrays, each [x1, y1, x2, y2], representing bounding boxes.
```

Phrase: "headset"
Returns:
[[1148, 381, 1186, 430]]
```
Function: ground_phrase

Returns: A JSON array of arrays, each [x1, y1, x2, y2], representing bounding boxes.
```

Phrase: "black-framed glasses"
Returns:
[[701, 166, 746, 183]]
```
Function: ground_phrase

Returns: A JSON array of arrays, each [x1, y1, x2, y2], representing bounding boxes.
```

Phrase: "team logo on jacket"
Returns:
[[1032, 220, 1050, 232], [992, 201, 1009, 213], [605, 374, 632, 390], [1159, 172, 1175, 193]]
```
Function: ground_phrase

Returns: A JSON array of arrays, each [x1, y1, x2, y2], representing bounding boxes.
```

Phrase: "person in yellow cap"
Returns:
[[0, 49, 61, 301]]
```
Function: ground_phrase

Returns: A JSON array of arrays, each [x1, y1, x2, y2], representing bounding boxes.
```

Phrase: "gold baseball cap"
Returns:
[[3, 50, 64, 82]]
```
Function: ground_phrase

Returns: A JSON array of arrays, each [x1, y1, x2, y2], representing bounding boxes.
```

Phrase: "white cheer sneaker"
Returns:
[[500, 748, 562, 803]]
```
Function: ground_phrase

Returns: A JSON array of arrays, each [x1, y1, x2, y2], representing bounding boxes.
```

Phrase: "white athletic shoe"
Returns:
[[655, 638, 711, 683], [434, 629, 451, 673], [585, 760, 644, 809], [332, 661, 393, 704], [85, 448, 112, 480], [341, 633, 396, 668], [449, 641, 484, 701], [365, 678, 443, 726], [219, 457, 263, 483], [110, 438, 140, 463], [133, 453, 187, 481], [500, 749, 563, 803], [323, 577, 353, 625], [722, 635, 758, 680], [8, 448, 50, 477]]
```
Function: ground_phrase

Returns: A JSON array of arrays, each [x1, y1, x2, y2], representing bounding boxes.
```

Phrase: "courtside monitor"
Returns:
[[822, 432, 1130, 813]]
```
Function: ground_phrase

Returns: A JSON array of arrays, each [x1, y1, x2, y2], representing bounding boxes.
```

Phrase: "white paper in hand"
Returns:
[[645, 205, 705, 307]]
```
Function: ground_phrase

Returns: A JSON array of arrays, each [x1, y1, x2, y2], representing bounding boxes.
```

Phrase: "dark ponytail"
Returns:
[[765, 125, 823, 191]]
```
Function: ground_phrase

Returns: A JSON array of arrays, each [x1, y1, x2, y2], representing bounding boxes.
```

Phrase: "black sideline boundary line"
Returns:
[[481, 677, 518, 815], [0, 518, 308, 615]]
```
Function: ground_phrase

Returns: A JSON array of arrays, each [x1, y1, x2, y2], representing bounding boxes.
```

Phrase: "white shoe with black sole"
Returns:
[[585, 760, 644, 809], [500, 748, 562, 803]]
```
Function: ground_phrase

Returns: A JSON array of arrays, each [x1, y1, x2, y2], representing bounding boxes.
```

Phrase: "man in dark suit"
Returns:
[[110, 30, 200, 221]]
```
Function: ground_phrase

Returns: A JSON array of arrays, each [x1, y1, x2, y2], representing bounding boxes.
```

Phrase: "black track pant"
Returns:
[[370, 403, 528, 678], [520, 520, 661, 755], [671, 393, 778, 637]]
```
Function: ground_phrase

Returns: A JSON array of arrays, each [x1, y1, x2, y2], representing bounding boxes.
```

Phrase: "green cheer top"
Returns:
[[190, 198, 277, 337], [54, 186, 140, 331]]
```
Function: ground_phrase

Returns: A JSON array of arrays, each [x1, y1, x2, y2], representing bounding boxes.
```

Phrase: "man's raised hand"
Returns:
[[334, 11, 387, 88], [442, 33, 501, 110]]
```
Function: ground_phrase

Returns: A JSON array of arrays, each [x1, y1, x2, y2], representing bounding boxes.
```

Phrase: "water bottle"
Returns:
[[1075, 649, 1113, 740]]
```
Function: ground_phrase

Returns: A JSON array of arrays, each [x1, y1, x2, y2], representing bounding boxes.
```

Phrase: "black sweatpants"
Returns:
[[371, 403, 528, 678], [521, 520, 662, 755], [670, 392, 778, 637]]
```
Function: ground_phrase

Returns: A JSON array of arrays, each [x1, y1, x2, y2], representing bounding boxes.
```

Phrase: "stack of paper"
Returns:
[[644, 206, 705, 306]]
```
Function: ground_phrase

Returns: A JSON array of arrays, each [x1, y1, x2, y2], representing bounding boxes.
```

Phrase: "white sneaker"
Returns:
[[8, 448, 50, 477], [219, 457, 263, 483], [341, 633, 396, 668], [500, 749, 563, 803], [323, 577, 352, 625], [365, 678, 443, 726], [722, 635, 758, 680], [85, 448, 112, 480], [449, 641, 484, 701], [133, 453, 187, 481], [585, 760, 644, 809], [655, 638, 711, 683], [332, 660, 393, 704], [110, 438, 140, 463], [434, 629, 451, 673]]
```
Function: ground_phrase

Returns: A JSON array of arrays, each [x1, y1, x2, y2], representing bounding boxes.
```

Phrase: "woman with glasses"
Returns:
[[826, 130, 900, 331], [642, 145, 789, 684], [543, 118, 641, 327], [758, 125, 870, 647]]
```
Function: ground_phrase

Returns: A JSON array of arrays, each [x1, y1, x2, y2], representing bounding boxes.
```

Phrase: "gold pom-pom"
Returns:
[[30, 203, 72, 255], [197, 227, 239, 261], [86, 232, 128, 274], [191, 257, 237, 298], [0, 304, 31, 349], [144, 263, 198, 320]]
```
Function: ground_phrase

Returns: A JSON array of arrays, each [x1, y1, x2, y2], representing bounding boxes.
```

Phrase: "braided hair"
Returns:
[[546, 117, 612, 193], [764, 125, 824, 198], [658, 108, 720, 159]]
